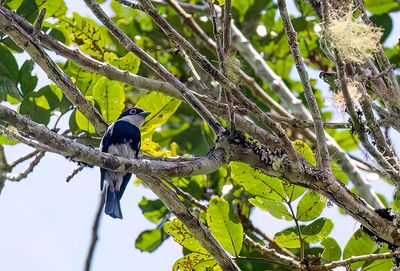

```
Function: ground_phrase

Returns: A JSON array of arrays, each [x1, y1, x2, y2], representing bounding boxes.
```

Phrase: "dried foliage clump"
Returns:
[[333, 80, 361, 112], [322, 10, 383, 63]]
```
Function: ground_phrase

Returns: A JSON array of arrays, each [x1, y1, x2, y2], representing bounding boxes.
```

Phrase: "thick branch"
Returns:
[[0, 104, 227, 179]]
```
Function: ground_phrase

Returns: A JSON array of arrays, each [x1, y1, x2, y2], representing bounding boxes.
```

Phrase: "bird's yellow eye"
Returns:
[[129, 108, 137, 114]]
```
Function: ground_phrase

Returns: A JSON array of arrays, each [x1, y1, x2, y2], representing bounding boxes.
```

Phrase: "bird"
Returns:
[[99, 107, 150, 219]]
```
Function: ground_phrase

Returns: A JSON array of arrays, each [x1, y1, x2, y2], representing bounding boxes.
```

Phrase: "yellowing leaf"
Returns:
[[104, 52, 141, 74], [136, 92, 181, 138], [164, 218, 207, 253], [59, 13, 106, 58], [292, 140, 316, 165], [173, 253, 218, 271]]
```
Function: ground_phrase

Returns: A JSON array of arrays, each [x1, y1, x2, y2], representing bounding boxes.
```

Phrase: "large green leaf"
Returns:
[[249, 197, 292, 220], [296, 191, 326, 222], [274, 218, 333, 248], [135, 228, 167, 252], [92, 77, 125, 122], [138, 197, 168, 224], [18, 60, 38, 95], [136, 91, 181, 138], [164, 218, 206, 253], [343, 229, 377, 269], [206, 197, 243, 256], [230, 162, 286, 201], [0, 45, 20, 101], [321, 237, 341, 262], [35, 0, 67, 18], [64, 61, 99, 95], [364, 0, 400, 14]]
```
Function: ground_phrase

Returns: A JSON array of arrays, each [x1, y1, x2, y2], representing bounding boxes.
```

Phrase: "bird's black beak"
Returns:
[[139, 111, 151, 118]]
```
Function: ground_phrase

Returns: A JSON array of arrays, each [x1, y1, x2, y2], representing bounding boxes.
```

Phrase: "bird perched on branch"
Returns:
[[100, 108, 150, 219]]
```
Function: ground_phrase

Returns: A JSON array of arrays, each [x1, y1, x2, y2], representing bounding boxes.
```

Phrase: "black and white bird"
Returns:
[[100, 107, 150, 219]]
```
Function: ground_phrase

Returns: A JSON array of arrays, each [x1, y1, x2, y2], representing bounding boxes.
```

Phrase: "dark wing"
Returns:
[[99, 125, 113, 191], [110, 121, 141, 155], [117, 173, 132, 200]]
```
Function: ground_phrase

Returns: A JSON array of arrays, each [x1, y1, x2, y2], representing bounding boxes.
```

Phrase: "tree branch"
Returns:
[[0, 104, 227, 179], [84, 191, 105, 271], [278, 0, 331, 173], [138, 175, 240, 271], [0, 6, 107, 134], [83, 0, 224, 135]]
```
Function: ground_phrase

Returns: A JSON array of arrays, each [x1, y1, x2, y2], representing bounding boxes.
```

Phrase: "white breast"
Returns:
[[107, 143, 136, 158]]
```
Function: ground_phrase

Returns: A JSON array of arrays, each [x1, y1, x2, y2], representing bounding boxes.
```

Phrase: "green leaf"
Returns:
[[92, 77, 125, 122], [206, 196, 243, 256], [249, 197, 292, 220], [302, 218, 333, 243], [364, 0, 400, 14], [343, 229, 377, 269], [35, 0, 67, 18], [274, 218, 333, 248], [296, 191, 326, 221], [321, 237, 341, 262], [138, 197, 168, 224], [135, 228, 167, 252], [64, 61, 99, 96], [230, 162, 286, 201], [16, 0, 38, 23], [282, 182, 306, 201], [104, 52, 141, 74], [164, 218, 206, 253], [0, 134, 18, 145], [370, 14, 393, 42], [292, 140, 316, 165], [0, 45, 20, 101], [136, 91, 181, 138], [75, 108, 95, 134], [59, 13, 106, 58], [173, 253, 219, 271], [18, 60, 38, 95]]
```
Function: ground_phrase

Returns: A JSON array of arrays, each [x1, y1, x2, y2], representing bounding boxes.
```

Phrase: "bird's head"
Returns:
[[117, 107, 151, 127]]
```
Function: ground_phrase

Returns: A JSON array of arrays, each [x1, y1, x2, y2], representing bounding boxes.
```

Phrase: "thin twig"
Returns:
[[278, 0, 331, 174], [65, 165, 85, 182], [84, 191, 106, 271], [32, 8, 46, 38], [316, 251, 398, 270], [6, 151, 45, 182], [9, 149, 41, 169]]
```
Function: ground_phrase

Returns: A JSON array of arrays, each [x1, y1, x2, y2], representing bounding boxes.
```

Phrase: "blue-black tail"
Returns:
[[105, 188, 123, 219]]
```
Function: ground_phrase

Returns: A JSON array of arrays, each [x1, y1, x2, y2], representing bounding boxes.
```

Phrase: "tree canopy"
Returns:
[[1, 0, 400, 270]]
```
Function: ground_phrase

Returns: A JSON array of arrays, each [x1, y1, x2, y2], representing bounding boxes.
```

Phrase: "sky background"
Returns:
[[0, 1, 399, 271]]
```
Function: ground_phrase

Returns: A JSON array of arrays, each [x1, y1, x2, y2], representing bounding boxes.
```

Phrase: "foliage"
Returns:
[[1, 0, 400, 270]]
